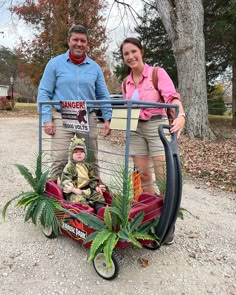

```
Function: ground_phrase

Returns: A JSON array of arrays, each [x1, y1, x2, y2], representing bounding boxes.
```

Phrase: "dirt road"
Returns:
[[0, 117, 235, 295]]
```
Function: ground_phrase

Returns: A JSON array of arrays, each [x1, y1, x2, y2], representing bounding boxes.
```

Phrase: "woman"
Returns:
[[120, 37, 186, 195]]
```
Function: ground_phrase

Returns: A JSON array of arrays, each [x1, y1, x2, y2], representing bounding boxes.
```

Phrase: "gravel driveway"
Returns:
[[0, 117, 235, 295]]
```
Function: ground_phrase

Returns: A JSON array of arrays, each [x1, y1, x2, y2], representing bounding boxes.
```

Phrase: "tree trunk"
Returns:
[[232, 61, 236, 126], [154, 0, 214, 138], [232, 35, 236, 127]]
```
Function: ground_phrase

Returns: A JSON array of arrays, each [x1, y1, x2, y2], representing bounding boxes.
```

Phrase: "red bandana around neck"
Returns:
[[69, 51, 86, 65]]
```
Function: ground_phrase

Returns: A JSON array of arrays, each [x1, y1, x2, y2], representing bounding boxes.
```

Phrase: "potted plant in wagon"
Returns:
[[2, 153, 61, 235], [2, 157, 160, 280], [72, 166, 159, 279]]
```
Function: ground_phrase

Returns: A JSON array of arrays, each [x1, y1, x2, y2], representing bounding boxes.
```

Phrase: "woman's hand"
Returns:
[[170, 98, 186, 138], [170, 114, 186, 138]]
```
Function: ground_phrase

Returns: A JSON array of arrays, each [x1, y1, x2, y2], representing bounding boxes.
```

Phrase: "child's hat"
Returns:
[[71, 136, 87, 155], [73, 146, 85, 153]]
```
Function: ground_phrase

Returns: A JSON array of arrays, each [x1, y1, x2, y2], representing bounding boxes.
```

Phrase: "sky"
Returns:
[[105, 0, 143, 51], [0, 0, 143, 52], [0, 1, 35, 49]]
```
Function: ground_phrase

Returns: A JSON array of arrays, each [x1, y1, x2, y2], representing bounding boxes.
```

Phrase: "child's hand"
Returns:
[[96, 184, 106, 195], [63, 183, 74, 194], [73, 188, 83, 195]]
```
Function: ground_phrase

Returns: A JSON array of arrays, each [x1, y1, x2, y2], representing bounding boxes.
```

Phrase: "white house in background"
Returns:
[[0, 85, 9, 97], [223, 81, 232, 110], [0, 85, 13, 110]]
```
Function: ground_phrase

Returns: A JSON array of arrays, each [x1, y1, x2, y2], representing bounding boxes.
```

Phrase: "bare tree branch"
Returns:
[[105, 0, 127, 32], [142, 0, 158, 10], [114, 0, 142, 18], [106, 0, 141, 35]]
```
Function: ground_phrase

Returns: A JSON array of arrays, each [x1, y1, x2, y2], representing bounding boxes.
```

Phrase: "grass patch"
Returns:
[[15, 103, 37, 112], [208, 114, 232, 121]]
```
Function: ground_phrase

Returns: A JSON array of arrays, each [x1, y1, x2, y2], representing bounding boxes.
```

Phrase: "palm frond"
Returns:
[[16, 192, 38, 207], [127, 233, 143, 248], [88, 229, 112, 262], [105, 165, 135, 230], [137, 220, 152, 233], [122, 170, 134, 200], [31, 198, 46, 224], [111, 191, 131, 227], [177, 207, 193, 220], [2, 191, 33, 221], [103, 233, 119, 268], [129, 211, 145, 232], [75, 211, 105, 231], [24, 199, 42, 225], [109, 167, 125, 194], [104, 207, 112, 231], [109, 207, 123, 221], [83, 231, 98, 244], [155, 179, 166, 195], [3, 153, 61, 237], [40, 209, 60, 236], [35, 153, 42, 180], [120, 170, 133, 226], [138, 217, 160, 239], [108, 164, 133, 198], [31, 152, 49, 175], [15, 163, 37, 190], [40, 197, 60, 234], [50, 214, 60, 236], [117, 226, 130, 241], [36, 170, 50, 194], [111, 194, 123, 210], [24, 199, 39, 223], [132, 232, 156, 241]]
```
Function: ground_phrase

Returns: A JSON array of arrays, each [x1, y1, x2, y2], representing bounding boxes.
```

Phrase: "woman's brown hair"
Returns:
[[120, 37, 144, 74], [120, 37, 144, 58]]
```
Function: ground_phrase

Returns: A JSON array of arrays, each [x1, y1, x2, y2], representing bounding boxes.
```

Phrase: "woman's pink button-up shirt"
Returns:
[[122, 64, 181, 120]]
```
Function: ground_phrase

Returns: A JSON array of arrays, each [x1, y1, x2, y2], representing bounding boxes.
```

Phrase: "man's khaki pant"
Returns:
[[50, 111, 99, 178]]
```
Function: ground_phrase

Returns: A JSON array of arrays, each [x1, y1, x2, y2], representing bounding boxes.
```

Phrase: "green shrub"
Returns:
[[208, 84, 226, 115]]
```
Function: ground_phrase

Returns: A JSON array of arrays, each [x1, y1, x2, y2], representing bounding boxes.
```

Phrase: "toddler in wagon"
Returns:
[[60, 135, 105, 211]]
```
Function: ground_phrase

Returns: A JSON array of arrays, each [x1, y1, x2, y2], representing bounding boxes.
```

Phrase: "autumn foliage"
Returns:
[[11, 0, 110, 85]]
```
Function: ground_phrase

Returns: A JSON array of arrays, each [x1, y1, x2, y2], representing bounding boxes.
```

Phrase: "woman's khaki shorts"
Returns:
[[130, 118, 169, 157]]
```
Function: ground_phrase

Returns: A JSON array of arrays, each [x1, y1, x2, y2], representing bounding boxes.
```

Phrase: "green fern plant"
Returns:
[[2, 153, 60, 235], [74, 166, 159, 268]]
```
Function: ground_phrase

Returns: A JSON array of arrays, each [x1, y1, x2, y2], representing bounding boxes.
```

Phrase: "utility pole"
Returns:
[[10, 76, 14, 110]]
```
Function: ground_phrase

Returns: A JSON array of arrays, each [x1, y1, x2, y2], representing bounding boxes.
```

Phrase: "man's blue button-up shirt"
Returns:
[[37, 50, 112, 123]]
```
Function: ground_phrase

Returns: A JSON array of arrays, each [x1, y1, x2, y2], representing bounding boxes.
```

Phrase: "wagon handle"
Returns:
[[154, 124, 182, 244]]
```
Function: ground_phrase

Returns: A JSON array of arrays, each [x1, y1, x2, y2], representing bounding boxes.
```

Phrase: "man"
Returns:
[[37, 24, 112, 177]]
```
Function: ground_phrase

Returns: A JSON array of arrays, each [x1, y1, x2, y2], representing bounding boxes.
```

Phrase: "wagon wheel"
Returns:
[[93, 251, 121, 280], [41, 223, 58, 239]]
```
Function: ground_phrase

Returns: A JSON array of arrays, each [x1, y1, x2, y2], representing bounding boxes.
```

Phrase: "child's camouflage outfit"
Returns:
[[60, 136, 104, 205]]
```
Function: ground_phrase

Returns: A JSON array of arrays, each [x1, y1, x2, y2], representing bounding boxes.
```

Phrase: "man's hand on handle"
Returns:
[[102, 120, 111, 136], [44, 122, 56, 135]]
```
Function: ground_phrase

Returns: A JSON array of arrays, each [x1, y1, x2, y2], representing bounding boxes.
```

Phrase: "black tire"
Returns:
[[93, 251, 121, 280], [41, 224, 57, 239]]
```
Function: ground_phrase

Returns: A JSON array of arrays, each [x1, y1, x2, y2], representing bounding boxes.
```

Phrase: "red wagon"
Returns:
[[39, 100, 182, 280]]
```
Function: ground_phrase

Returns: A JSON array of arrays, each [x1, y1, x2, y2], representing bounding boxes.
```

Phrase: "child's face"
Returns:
[[73, 150, 86, 162]]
